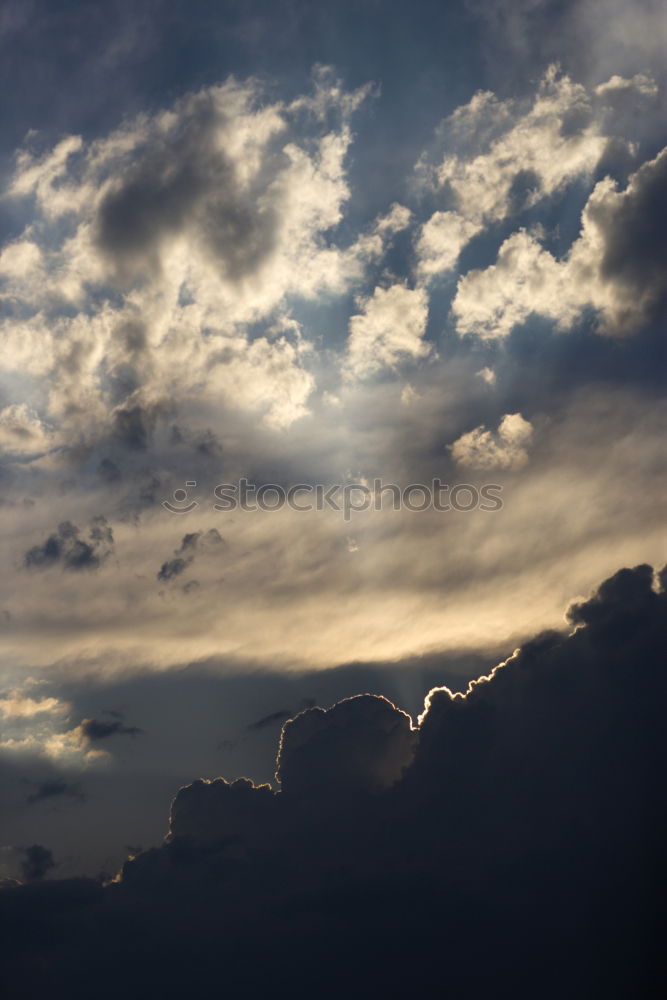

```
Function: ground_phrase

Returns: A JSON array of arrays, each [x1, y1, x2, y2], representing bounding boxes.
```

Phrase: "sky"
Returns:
[[0, 1, 665, 972]]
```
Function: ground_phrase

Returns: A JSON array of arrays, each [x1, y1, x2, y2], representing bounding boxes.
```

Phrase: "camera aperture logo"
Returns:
[[162, 481, 200, 514], [163, 479, 503, 521]]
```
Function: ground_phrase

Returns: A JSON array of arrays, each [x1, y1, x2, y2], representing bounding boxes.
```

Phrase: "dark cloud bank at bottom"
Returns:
[[1, 564, 665, 999]]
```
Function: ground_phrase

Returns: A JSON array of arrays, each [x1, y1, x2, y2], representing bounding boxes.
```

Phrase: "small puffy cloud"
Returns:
[[345, 284, 430, 378], [452, 228, 576, 338], [476, 366, 496, 386], [452, 147, 667, 338], [594, 73, 658, 98], [0, 691, 67, 719], [276, 694, 417, 797], [24, 518, 114, 572], [449, 412, 533, 469]]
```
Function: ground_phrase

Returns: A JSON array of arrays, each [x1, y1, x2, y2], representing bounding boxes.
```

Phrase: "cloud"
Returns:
[[111, 404, 158, 451], [26, 779, 86, 805], [594, 72, 658, 98], [449, 412, 533, 469], [0, 403, 55, 457], [476, 366, 496, 386], [276, 694, 417, 796], [345, 284, 430, 378], [468, 0, 667, 95], [413, 65, 653, 278], [0, 691, 67, 719], [157, 557, 190, 582], [19, 844, 55, 881], [373, 202, 412, 235], [452, 147, 667, 337], [587, 146, 667, 331], [156, 528, 223, 582], [0, 562, 664, 994], [415, 210, 480, 277], [1, 384, 662, 675], [167, 776, 275, 851], [98, 457, 121, 482], [1, 71, 386, 442], [0, 688, 137, 767], [78, 717, 143, 742], [24, 517, 114, 571]]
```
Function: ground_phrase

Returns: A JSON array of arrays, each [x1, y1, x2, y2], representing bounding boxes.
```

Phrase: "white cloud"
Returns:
[[208, 331, 315, 429], [1, 73, 382, 438], [414, 66, 655, 278], [0, 690, 67, 718], [452, 228, 581, 338], [374, 203, 412, 236], [0, 404, 56, 456], [0, 239, 42, 280], [345, 284, 430, 379], [476, 367, 496, 386], [8, 135, 85, 216], [0, 688, 116, 765], [449, 412, 533, 469], [594, 73, 658, 98], [452, 147, 667, 338], [415, 211, 479, 277]]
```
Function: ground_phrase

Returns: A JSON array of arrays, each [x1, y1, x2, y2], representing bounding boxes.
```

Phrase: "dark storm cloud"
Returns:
[[1, 563, 663, 997], [19, 844, 55, 881], [26, 779, 86, 805], [24, 517, 114, 571], [168, 776, 275, 849], [156, 528, 223, 581], [156, 556, 190, 581], [79, 716, 142, 742], [592, 147, 667, 329], [276, 694, 417, 797]]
